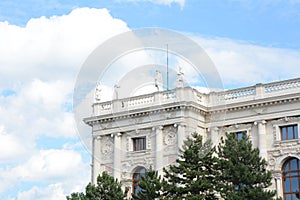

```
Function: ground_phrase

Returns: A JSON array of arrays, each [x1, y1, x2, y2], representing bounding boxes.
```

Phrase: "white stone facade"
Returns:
[[84, 78, 300, 199]]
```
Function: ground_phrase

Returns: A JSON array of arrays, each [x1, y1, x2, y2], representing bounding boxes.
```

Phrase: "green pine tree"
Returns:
[[66, 171, 128, 200], [131, 166, 162, 200], [217, 132, 277, 200], [162, 132, 219, 200]]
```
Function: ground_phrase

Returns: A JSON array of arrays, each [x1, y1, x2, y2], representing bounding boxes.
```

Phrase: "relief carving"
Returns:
[[164, 131, 176, 145], [101, 136, 113, 159], [121, 161, 133, 179]]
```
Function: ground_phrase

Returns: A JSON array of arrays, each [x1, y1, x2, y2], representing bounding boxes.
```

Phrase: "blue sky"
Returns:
[[1, 0, 300, 199], [1, 0, 300, 49]]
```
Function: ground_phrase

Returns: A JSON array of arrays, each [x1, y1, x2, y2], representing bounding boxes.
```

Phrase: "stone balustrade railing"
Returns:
[[214, 78, 300, 105], [264, 78, 300, 93], [93, 88, 201, 115], [219, 86, 256, 101], [93, 78, 300, 115], [126, 94, 154, 107]]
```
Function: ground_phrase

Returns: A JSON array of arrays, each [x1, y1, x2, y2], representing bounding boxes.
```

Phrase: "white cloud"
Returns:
[[190, 35, 300, 88], [0, 126, 29, 163], [13, 184, 66, 200], [1, 149, 89, 198], [0, 7, 129, 199], [13, 149, 86, 182], [0, 7, 129, 88], [1, 5, 300, 200]]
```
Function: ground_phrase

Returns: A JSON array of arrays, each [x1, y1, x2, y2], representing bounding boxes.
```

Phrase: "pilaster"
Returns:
[[258, 120, 267, 159], [113, 133, 122, 180], [155, 126, 164, 175], [177, 123, 186, 152], [92, 135, 101, 184]]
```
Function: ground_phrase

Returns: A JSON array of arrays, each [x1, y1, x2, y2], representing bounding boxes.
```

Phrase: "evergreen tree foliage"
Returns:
[[162, 132, 218, 200], [66, 171, 128, 200], [131, 166, 162, 200], [217, 132, 276, 200]]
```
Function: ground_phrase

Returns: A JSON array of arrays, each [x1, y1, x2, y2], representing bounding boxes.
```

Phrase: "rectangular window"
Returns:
[[132, 137, 146, 151], [236, 131, 245, 141], [230, 131, 246, 141], [281, 124, 298, 140]]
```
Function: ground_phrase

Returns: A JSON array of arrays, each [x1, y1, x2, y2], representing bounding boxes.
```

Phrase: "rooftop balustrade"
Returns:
[[92, 78, 300, 116]]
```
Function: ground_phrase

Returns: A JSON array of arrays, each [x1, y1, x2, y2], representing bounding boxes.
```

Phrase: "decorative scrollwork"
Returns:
[[164, 131, 176, 145], [101, 136, 113, 159]]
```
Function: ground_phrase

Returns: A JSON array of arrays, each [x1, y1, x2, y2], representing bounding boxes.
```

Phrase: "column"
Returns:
[[155, 126, 164, 175], [211, 127, 219, 147], [92, 135, 101, 184], [258, 120, 267, 159], [274, 173, 283, 199], [177, 123, 186, 152], [113, 133, 122, 181]]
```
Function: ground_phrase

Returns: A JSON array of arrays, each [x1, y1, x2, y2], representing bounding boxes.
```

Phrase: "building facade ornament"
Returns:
[[101, 136, 113, 159], [164, 131, 177, 145], [84, 78, 300, 199]]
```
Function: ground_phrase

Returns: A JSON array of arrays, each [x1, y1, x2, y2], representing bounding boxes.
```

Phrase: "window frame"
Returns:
[[280, 124, 298, 141], [132, 136, 146, 151], [132, 167, 146, 196], [282, 157, 300, 200]]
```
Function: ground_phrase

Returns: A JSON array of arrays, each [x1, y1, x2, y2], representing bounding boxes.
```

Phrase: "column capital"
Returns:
[[206, 127, 219, 133], [178, 122, 187, 127], [254, 120, 267, 125], [111, 132, 122, 137], [260, 120, 267, 125], [153, 126, 163, 131], [213, 126, 219, 131], [95, 135, 101, 140]]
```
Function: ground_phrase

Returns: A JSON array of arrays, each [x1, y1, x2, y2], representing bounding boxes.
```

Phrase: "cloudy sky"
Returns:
[[1, 0, 300, 199]]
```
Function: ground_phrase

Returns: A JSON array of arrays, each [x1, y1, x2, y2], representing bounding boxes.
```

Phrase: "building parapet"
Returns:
[[92, 78, 300, 116]]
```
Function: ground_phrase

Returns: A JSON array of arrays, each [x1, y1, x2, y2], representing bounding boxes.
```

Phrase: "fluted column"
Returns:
[[92, 135, 101, 184], [113, 133, 122, 180], [177, 123, 186, 152], [155, 126, 164, 175], [258, 120, 267, 159]]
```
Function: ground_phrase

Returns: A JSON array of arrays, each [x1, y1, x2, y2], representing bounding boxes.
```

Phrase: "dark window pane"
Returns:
[[132, 137, 146, 151], [292, 177, 299, 192], [285, 178, 291, 192], [237, 132, 243, 140], [285, 194, 291, 200], [288, 126, 293, 140], [230, 131, 246, 141], [291, 159, 298, 170]]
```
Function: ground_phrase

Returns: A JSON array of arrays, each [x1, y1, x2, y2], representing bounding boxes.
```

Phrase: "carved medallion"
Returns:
[[164, 131, 176, 145], [101, 137, 113, 159]]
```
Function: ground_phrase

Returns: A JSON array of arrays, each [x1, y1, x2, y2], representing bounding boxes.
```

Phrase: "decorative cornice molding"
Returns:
[[209, 96, 300, 115], [86, 105, 207, 126]]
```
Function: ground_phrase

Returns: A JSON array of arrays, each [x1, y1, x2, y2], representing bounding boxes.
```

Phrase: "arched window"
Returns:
[[132, 167, 146, 196], [282, 157, 300, 200]]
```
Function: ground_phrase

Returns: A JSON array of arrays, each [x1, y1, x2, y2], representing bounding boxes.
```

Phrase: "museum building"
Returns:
[[84, 77, 300, 199]]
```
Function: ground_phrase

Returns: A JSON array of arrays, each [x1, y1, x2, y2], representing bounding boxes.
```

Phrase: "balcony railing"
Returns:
[[93, 78, 300, 115]]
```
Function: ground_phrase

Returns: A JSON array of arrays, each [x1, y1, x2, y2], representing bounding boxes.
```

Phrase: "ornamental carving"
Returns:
[[164, 131, 176, 145], [163, 125, 177, 146], [101, 136, 113, 159], [267, 140, 300, 171], [121, 160, 133, 179]]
